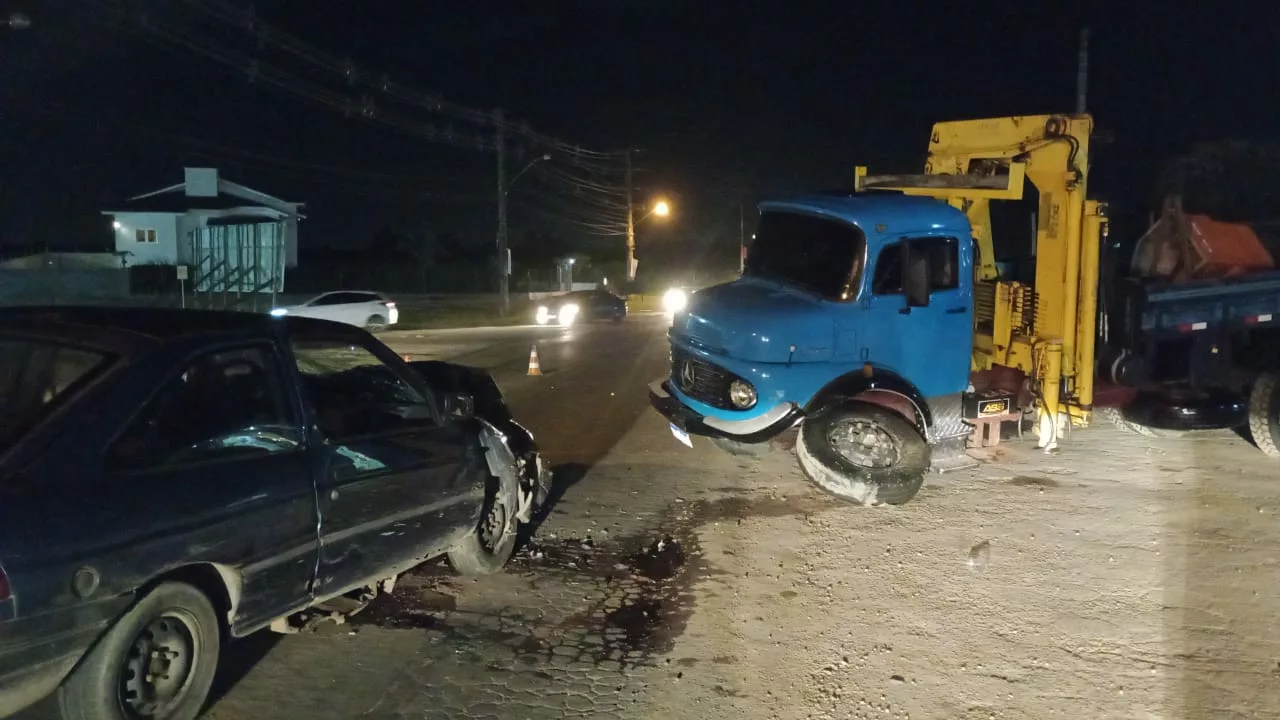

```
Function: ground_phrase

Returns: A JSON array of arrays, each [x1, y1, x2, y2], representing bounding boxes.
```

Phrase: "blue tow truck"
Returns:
[[648, 194, 978, 506]]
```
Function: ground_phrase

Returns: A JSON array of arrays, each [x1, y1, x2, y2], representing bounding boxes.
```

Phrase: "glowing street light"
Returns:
[[653, 199, 671, 217]]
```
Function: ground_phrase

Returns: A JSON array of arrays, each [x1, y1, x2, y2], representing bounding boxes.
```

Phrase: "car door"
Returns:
[[287, 327, 482, 597], [863, 235, 974, 398], [97, 343, 318, 631], [348, 292, 381, 327], [294, 293, 339, 322]]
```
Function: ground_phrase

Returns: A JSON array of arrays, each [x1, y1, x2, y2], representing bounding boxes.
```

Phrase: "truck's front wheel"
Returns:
[[1248, 373, 1280, 459], [796, 401, 930, 506]]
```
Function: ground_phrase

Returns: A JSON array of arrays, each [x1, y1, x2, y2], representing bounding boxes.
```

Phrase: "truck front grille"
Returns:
[[670, 348, 734, 410]]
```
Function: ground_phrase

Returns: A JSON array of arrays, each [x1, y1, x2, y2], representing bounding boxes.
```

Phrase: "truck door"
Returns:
[[863, 235, 974, 398]]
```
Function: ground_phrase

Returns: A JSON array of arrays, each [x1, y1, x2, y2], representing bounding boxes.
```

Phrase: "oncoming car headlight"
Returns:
[[535, 306, 550, 325], [728, 379, 757, 409], [558, 303, 580, 327], [662, 288, 688, 314]]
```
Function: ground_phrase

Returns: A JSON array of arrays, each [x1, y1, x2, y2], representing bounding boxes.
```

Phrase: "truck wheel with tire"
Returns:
[[796, 401, 930, 506], [1097, 406, 1187, 439], [448, 466, 520, 575], [57, 581, 221, 720], [1248, 372, 1280, 458]]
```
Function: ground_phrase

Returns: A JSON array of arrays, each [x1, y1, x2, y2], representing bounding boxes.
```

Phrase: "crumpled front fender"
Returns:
[[476, 419, 541, 523]]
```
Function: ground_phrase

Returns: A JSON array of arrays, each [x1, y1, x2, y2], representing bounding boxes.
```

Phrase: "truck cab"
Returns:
[[650, 193, 978, 505]]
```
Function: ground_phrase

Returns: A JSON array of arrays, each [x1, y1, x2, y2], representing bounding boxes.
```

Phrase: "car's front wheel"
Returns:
[[447, 466, 520, 575], [365, 314, 387, 332], [58, 582, 221, 720], [796, 401, 930, 506]]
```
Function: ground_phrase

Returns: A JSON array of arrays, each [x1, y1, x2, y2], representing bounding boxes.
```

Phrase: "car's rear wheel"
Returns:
[[796, 401, 930, 506], [57, 582, 220, 720], [365, 314, 387, 332], [447, 465, 519, 575]]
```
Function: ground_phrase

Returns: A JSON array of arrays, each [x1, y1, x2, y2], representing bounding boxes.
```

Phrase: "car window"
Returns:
[[291, 339, 433, 441], [108, 346, 300, 472], [872, 237, 960, 295], [0, 338, 113, 452]]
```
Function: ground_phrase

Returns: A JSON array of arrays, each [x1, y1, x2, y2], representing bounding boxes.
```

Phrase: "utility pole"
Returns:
[[625, 148, 636, 282], [1076, 27, 1090, 114], [495, 109, 509, 316]]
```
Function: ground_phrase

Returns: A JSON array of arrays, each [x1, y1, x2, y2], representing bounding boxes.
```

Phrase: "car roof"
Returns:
[[758, 193, 970, 236], [312, 290, 384, 298], [0, 305, 364, 354]]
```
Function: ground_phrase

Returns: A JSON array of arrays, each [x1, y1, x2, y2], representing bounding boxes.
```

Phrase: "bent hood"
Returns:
[[671, 279, 837, 363]]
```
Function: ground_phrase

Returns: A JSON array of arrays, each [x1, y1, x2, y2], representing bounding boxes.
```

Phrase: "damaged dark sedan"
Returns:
[[0, 307, 547, 720]]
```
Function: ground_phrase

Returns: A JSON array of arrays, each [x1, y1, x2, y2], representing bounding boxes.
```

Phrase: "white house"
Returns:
[[103, 167, 304, 269]]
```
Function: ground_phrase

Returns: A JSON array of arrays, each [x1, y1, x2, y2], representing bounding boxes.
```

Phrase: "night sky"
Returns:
[[1, 2, 1276, 267]]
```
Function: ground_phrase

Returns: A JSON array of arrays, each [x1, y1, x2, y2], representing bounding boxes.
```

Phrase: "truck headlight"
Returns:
[[663, 288, 688, 313], [728, 379, 757, 409], [535, 306, 550, 325]]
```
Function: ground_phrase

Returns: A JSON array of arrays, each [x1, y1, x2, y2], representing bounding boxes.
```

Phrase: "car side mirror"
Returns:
[[903, 246, 930, 309], [443, 392, 475, 420]]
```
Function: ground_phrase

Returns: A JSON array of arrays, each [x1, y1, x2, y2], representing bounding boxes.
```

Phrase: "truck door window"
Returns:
[[291, 340, 435, 441], [872, 237, 960, 295], [108, 346, 300, 472]]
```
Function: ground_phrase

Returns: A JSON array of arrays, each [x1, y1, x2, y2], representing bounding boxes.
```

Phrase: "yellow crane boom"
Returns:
[[855, 114, 1107, 441]]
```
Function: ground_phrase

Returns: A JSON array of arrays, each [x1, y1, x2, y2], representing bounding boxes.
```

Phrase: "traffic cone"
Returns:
[[527, 345, 543, 376]]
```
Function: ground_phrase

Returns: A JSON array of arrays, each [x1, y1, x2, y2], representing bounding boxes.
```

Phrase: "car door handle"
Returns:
[[945, 307, 967, 314]]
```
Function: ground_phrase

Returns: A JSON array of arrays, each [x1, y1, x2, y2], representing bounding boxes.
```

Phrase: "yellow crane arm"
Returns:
[[855, 114, 1106, 429]]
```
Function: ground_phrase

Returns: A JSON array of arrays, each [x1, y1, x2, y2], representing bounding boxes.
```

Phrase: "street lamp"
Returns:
[[653, 199, 671, 218], [507, 153, 551, 195], [497, 152, 551, 316]]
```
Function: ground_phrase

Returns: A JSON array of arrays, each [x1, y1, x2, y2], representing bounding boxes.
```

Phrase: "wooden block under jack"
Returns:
[[964, 412, 1021, 449]]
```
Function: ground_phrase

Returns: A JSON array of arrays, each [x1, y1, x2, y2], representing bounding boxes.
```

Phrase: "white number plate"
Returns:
[[669, 423, 693, 448]]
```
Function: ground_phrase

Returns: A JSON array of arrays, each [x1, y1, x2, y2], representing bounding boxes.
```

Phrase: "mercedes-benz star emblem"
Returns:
[[680, 360, 696, 390]]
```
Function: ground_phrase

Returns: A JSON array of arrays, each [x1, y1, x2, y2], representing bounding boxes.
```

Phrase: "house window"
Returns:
[[135, 228, 158, 244]]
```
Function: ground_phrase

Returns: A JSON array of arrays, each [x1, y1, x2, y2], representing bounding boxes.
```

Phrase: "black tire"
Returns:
[[365, 314, 387, 332], [447, 464, 520, 575], [1097, 406, 1187, 439], [796, 401, 929, 506], [710, 436, 768, 457], [57, 582, 221, 720], [1248, 373, 1280, 459]]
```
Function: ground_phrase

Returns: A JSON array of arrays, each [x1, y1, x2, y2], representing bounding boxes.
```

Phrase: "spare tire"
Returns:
[[1248, 373, 1280, 459], [796, 401, 930, 506], [1097, 406, 1187, 439]]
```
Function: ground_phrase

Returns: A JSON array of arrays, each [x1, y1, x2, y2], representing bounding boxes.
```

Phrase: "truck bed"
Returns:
[[1113, 271, 1280, 340]]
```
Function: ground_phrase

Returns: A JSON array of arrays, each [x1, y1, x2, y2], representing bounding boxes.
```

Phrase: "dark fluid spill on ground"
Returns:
[[1007, 475, 1060, 488], [605, 597, 664, 645], [626, 536, 686, 580]]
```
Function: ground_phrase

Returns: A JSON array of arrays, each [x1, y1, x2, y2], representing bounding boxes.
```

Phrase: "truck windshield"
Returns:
[[744, 211, 865, 300], [0, 338, 113, 452]]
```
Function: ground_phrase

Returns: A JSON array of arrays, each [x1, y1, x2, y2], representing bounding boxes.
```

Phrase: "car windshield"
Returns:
[[744, 210, 865, 300], [0, 337, 113, 452]]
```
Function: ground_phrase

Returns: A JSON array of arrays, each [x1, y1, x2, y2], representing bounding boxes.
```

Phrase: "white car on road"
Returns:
[[270, 291, 399, 331]]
